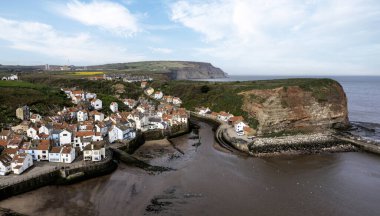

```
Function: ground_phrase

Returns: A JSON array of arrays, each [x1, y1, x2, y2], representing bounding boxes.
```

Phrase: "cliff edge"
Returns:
[[239, 79, 349, 136]]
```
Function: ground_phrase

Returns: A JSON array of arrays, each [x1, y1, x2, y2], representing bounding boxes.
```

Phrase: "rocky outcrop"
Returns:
[[239, 80, 349, 135], [169, 62, 228, 80]]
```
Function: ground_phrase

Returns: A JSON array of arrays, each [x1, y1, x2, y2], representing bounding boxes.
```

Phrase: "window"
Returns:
[[63, 134, 67, 137]]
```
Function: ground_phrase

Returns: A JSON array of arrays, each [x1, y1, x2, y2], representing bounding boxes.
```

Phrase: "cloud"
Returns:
[[149, 47, 173, 54], [0, 17, 143, 64], [170, 0, 380, 75], [60, 0, 140, 37]]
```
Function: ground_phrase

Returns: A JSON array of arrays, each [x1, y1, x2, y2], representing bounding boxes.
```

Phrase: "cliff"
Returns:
[[239, 79, 349, 135], [168, 62, 227, 80], [87, 61, 228, 80], [154, 78, 349, 136]]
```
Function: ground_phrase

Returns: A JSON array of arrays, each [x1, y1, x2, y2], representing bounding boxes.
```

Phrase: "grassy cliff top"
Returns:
[[151, 78, 342, 128]]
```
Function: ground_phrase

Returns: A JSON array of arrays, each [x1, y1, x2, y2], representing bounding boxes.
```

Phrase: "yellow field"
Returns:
[[71, 71, 105, 76]]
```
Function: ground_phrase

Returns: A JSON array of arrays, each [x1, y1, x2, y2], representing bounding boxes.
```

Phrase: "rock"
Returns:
[[239, 80, 349, 135]]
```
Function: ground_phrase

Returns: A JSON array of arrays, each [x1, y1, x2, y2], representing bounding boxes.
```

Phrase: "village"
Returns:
[[0, 81, 189, 176], [0, 77, 255, 176]]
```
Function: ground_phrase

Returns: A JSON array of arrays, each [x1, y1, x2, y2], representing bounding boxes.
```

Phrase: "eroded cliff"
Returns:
[[239, 80, 349, 135]]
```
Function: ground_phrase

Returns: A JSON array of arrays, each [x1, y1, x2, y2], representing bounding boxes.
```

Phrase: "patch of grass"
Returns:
[[70, 71, 104, 76]]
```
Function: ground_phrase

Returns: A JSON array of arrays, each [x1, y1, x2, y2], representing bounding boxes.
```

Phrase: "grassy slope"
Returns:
[[151, 78, 339, 128], [0, 81, 71, 128]]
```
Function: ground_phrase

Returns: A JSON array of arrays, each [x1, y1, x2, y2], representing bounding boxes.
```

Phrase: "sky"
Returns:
[[0, 0, 379, 75]]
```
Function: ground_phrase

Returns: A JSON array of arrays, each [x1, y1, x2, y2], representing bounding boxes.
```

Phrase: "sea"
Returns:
[[1, 76, 380, 216]]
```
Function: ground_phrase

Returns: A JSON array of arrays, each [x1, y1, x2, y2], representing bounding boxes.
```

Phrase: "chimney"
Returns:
[[91, 144, 94, 150]]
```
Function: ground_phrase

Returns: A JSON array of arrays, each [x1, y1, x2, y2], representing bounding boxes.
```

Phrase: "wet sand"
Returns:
[[1, 121, 380, 216]]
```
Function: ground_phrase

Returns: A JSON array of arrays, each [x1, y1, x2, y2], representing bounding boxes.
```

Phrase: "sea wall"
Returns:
[[0, 150, 117, 201], [143, 123, 190, 141]]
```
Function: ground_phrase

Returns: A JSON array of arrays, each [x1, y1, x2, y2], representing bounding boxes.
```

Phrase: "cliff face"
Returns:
[[170, 62, 227, 80], [239, 81, 349, 135]]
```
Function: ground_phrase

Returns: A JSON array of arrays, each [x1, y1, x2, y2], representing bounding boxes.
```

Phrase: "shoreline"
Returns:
[[190, 112, 379, 156]]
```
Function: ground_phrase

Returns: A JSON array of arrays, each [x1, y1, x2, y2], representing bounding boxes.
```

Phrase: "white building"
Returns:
[[0, 154, 12, 176], [39, 125, 52, 135], [91, 98, 102, 110], [60, 145, 75, 163], [27, 127, 39, 139], [77, 110, 88, 122], [59, 129, 72, 146], [153, 91, 163, 100], [173, 97, 182, 105], [110, 102, 118, 113], [11, 153, 33, 175], [83, 141, 106, 161], [30, 114, 42, 123], [49, 147, 62, 163], [234, 121, 247, 133]]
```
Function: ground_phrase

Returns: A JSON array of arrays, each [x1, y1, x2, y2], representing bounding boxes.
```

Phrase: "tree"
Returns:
[[200, 85, 210, 93]]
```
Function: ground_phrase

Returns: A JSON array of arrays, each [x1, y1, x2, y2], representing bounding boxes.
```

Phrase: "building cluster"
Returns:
[[196, 107, 255, 136], [1, 74, 18, 81], [0, 81, 189, 176], [142, 82, 182, 106]]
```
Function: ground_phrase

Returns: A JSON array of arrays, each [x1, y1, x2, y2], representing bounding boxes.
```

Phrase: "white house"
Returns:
[[39, 125, 52, 135], [153, 91, 163, 100], [36, 141, 50, 161], [61, 145, 75, 163], [77, 110, 88, 122], [198, 107, 211, 116], [83, 141, 106, 161], [123, 99, 137, 109], [108, 124, 135, 143], [0, 154, 12, 176], [85, 92, 97, 100], [217, 112, 233, 122], [59, 129, 72, 146], [141, 81, 147, 88], [91, 98, 102, 110], [234, 121, 247, 133], [95, 122, 108, 136], [49, 147, 62, 163], [11, 153, 33, 175], [91, 110, 104, 122], [110, 102, 118, 113], [30, 114, 42, 123], [144, 87, 154, 96], [173, 97, 182, 105], [27, 127, 39, 139]]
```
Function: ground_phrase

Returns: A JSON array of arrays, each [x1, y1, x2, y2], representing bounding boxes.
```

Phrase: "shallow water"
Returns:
[[1, 122, 380, 216]]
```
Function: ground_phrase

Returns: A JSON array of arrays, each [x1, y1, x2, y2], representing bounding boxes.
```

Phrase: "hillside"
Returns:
[[150, 78, 349, 136], [0, 80, 71, 128], [87, 61, 228, 80]]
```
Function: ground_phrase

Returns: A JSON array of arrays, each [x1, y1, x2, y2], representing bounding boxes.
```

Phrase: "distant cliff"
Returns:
[[168, 62, 227, 80], [87, 61, 228, 80]]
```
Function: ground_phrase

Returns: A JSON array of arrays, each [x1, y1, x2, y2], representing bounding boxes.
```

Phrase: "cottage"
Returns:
[[27, 127, 39, 139], [172, 97, 182, 105], [77, 110, 88, 122], [49, 146, 62, 163], [73, 131, 94, 150], [61, 145, 75, 163], [30, 114, 42, 123], [217, 112, 233, 122], [153, 91, 163, 100], [83, 141, 106, 161], [91, 98, 103, 110], [39, 124, 52, 135], [144, 87, 154, 96], [16, 105, 30, 121], [197, 107, 211, 116], [141, 81, 147, 88], [234, 121, 247, 134], [110, 102, 118, 113], [229, 116, 244, 125], [0, 130, 12, 140], [90, 110, 104, 122], [36, 140, 51, 161], [3, 148, 18, 158], [0, 154, 12, 176], [123, 99, 137, 109], [59, 129, 72, 146], [108, 124, 135, 143], [11, 153, 33, 175]]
